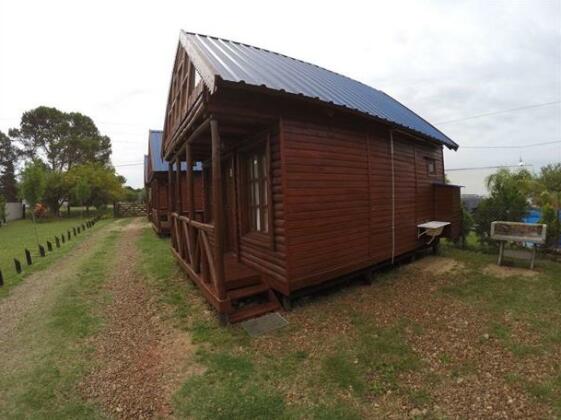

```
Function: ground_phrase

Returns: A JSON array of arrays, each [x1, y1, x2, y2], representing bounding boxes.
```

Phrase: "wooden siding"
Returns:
[[282, 119, 447, 290], [282, 120, 370, 287], [178, 172, 204, 213], [435, 185, 462, 240], [368, 129, 393, 262]]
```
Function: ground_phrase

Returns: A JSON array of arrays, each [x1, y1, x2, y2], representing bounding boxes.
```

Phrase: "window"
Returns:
[[244, 143, 269, 234], [426, 158, 436, 175]]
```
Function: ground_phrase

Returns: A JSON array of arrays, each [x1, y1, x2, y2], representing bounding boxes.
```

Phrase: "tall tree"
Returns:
[[9, 106, 112, 171], [20, 160, 47, 243], [43, 170, 70, 216], [66, 163, 124, 212], [0, 130, 18, 201]]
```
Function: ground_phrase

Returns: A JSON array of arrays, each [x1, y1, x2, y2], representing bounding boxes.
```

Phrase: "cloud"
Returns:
[[0, 0, 559, 191]]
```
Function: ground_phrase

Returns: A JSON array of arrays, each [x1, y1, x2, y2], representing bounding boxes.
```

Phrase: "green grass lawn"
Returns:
[[0, 220, 123, 419], [137, 227, 561, 418], [0, 216, 107, 297]]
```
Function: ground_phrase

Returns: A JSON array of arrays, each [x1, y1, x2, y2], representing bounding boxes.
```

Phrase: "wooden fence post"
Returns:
[[14, 258, 22, 274], [25, 249, 32, 265]]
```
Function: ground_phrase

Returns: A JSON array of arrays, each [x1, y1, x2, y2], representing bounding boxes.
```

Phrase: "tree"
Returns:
[[20, 160, 47, 243], [43, 170, 70, 216], [67, 163, 124, 212], [474, 168, 532, 244], [71, 177, 91, 218], [533, 163, 561, 247], [9, 106, 112, 171], [0, 130, 18, 201]]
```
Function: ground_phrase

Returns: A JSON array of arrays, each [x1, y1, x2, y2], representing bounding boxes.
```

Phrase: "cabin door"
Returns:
[[222, 157, 237, 253]]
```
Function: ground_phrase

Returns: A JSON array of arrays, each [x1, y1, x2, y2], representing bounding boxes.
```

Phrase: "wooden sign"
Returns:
[[490, 221, 547, 244]]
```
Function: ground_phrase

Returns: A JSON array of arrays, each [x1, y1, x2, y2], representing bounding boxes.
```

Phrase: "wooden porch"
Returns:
[[166, 117, 280, 323]]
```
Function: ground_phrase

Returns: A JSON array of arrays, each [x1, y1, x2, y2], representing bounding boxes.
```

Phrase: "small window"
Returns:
[[243, 143, 269, 234], [426, 158, 436, 175]]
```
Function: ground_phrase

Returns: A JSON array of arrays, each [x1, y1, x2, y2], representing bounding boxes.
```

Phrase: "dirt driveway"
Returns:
[[0, 218, 197, 419]]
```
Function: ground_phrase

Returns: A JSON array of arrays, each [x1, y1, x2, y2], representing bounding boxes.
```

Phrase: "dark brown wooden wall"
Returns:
[[281, 119, 446, 290], [282, 120, 370, 288], [435, 185, 462, 240], [178, 172, 204, 212]]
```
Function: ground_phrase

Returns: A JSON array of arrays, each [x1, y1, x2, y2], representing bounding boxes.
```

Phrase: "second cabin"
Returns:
[[162, 32, 462, 323], [144, 129, 203, 235]]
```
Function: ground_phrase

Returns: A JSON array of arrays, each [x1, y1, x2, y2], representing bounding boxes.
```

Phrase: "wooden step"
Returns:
[[225, 274, 261, 290], [228, 283, 270, 300], [228, 300, 281, 324]]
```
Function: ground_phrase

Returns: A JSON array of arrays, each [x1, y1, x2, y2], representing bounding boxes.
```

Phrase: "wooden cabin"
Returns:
[[162, 32, 462, 323], [145, 129, 203, 235]]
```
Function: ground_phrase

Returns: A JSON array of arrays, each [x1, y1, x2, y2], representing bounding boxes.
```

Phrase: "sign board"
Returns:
[[490, 221, 546, 244]]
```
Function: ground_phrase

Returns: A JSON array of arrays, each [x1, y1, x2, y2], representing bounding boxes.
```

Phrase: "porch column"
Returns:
[[175, 157, 182, 213], [167, 163, 174, 213], [186, 144, 195, 219], [211, 118, 226, 301]]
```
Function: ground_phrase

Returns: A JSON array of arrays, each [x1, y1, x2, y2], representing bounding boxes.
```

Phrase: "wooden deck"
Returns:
[[224, 253, 261, 290]]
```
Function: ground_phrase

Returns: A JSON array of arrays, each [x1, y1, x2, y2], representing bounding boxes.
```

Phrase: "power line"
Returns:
[[462, 139, 561, 149], [113, 162, 144, 167], [446, 164, 533, 172], [434, 100, 561, 125]]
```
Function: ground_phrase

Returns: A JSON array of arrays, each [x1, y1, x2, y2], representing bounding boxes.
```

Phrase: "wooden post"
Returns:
[[175, 157, 182, 213], [14, 258, 22, 274], [186, 144, 195, 220], [497, 241, 504, 266], [530, 245, 536, 270], [167, 164, 174, 213], [211, 118, 226, 301]]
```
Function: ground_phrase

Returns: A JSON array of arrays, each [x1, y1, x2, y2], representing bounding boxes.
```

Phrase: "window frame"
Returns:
[[239, 135, 273, 244], [425, 157, 437, 176]]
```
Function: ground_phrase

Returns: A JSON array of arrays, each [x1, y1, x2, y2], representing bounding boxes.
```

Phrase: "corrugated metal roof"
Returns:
[[148, 129, 201, 173], [181, 31, 458, 150], [148, 130, 169, 172]]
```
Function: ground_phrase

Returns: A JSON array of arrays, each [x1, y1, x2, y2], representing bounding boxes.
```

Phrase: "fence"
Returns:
[[113, 202, 147, 218], [0, 217, 100, 287]]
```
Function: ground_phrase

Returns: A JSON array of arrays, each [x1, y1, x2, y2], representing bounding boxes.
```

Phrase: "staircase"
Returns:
[[223, 254, 280, 323]]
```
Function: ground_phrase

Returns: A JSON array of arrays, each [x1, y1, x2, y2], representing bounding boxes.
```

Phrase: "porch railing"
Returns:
[[170, 212, 220, 296]]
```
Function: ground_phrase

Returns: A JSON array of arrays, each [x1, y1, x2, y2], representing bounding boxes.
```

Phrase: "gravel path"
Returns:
[[80, 219, 199, 419], [0, 223, 112, 353]]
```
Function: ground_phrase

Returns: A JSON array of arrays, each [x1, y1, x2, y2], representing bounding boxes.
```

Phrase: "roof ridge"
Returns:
[[181, 30, 384, 94]]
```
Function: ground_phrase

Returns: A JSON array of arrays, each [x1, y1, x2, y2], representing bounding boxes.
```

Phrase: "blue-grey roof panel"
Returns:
[[183, 32, 457, 149], [148, 130, 170, 172], [148, 130, 201, 172]]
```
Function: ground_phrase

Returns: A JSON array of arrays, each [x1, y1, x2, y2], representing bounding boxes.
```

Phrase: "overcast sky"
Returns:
[[1, 0, 560, 193]]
